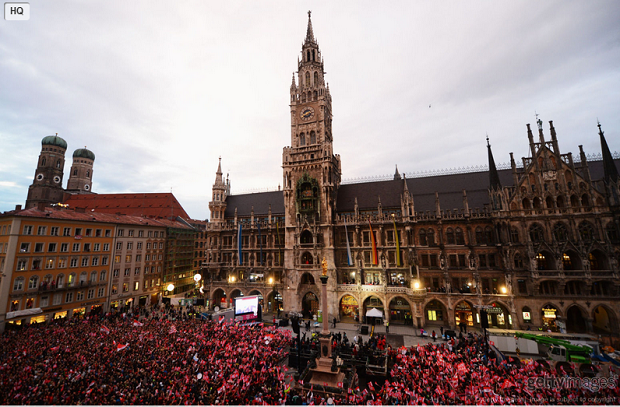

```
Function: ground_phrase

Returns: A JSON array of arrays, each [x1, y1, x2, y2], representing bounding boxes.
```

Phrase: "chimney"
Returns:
[[15, 204, 22, 211]]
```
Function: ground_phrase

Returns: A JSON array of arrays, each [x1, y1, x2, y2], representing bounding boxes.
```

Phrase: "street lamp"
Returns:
[[194, 274, 202, 283], [167, 283, 175, 293], [414, 281, 420, 289], [501, 286, 507, 294]]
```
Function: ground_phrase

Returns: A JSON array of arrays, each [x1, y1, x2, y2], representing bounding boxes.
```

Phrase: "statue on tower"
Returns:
[[321, 257, 328, 276]]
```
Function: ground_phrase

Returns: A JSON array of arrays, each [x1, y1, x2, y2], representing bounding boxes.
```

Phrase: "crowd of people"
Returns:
[[1, 309, 619, 405], [0, 310, 292, 405]]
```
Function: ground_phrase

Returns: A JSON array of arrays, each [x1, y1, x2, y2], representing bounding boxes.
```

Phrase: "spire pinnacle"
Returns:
[[394, 164, 401, 180], [487, 136, 502, 190], [305, 10, 315, 43], [599, 121, 619, 183]]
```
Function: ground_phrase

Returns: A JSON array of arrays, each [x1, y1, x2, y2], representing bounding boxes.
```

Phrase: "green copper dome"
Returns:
[[73, 148, 95, 161], [41, 135, 68, 149]]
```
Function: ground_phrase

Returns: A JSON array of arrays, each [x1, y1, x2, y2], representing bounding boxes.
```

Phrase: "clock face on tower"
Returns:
[[53, 175, 61, 184], [36, 173, 44, 181], [300, 106, 315, 121]]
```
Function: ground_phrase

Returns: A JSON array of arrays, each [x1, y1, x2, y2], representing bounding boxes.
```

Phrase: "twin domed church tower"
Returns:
[[25, 134, 96, 209]]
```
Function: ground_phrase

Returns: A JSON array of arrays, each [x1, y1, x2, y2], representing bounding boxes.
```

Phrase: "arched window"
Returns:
[[56, 274, 64, 288], [86, 170, 90, 178], [68, 272, 76, 287], [301, 93, 306, 103], [56, 160, 61, 168], [312, 50, 316, 61], [90, 271, 97, 282], [556, 196, 565, 209], [305, 72, 310, 86], [473, 227, 483, 244], [510, 228, 520, 243], [299, 133, 306, 146], [314, 71, 318, 86], [522, 198, 531, 209], [419, 229, 427, 246], [514, 253, 523, 269], [28, 275, 39, 289], [446, 228, 455, 245], [306, 51, 310, 62], [313, 90, 317, 101], [301, 252, 313, 265], [427, 229, 435, 245], [553, 223, 569, 242], [100, 270, 106, 281], [606, 222, 620, 243], [73, 168, 78, 176], [41, 158, 46, 166], [578, 222, 596, 243], [581, 194, 590, 207], [455, 228, 464, 245], [13, 277, 24, 291], [484, 226, 495, 245], [570, 195, 579, 207], [309, 131, 316, 145], [529, 224, 545, 243]]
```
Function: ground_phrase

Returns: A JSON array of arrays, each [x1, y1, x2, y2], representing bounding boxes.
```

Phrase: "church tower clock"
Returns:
[[282, 12, 342, 315]]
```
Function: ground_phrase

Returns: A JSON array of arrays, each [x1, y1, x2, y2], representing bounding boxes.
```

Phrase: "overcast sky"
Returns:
[[1, 0, 619, 220]]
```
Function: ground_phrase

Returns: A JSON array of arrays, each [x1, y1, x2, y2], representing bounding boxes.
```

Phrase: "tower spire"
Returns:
[[599, 121, 619, 183], [394, 165, 401, 180], [487, 135, 501, 190], [305, 10, 315, 44]]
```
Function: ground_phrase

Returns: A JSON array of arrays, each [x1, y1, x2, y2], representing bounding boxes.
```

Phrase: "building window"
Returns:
[[446, 228, 455, 245], [134, 281, 139, 291], [125, 255, 131, 263], [75, 228, 82, 237], [93, 243, 100, 251], [23, 225, 33, 235], [76, 291, 84, 301], [45, 258, 54, 269], [113, 269, 119, 277], [116, 242, 123, 250], [455, 228, 465, 245], [87, 289, 94, 299], [137, 242, 142, 250], [510, 228, 519, 243], [70, 258, 78, 267], [20, 242, 30, 253], [60, 243, 69, 252], [98, 287, 105, 297], [50, 227, 59, 236], [100, 270, 107, 281], [105, 229, 111, 237], [103, 243, 110, 251], [112, 285, 118, 294], [529, 224, 545, 243], [124, 268, 130, 276], [81, 258, 88, 267], [58, 258, 67, 268], [28, 276, 39, 289], [72, 243, 80, 252], [138, 230, 144, 238], [48, 243, 57, 252], [114, 255, 121, 263], [127, 242, 133, 250], [518, 279, 527, 295], [91, 257, 99, 266], [123, 283, 128, 292], [128, 230, 134, 237], [53, 293, 62, 305], [85, 229, 92, 237], [34, 243, 44, 252], [135, 267, 140, 275], [37, 226, 47, 235], [63, 227, 71, 236], [102, 256, 108, 265], [136, 254, 141, 262], [13, 277, 24, 291], [95, 229, 102, 237], [118, 229, 124, 237]]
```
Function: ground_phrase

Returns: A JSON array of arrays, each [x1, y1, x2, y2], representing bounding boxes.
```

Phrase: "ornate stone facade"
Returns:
[[201, 13, 620, 336]]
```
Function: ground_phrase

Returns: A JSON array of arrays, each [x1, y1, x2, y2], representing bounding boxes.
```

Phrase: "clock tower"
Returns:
[[282, 12, 341, 315]]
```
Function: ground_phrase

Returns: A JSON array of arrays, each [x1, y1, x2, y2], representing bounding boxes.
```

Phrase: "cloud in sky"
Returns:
[[1, 0, 619, 219]]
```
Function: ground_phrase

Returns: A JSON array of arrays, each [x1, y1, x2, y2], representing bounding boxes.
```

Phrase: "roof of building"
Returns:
[[63, 193, 190, 220], [224, 190, 285, 218], [41, 134, 67, 149], [73, 148, 95, 161], [222, 159, 619, 217], [0, 206, 193, 229]]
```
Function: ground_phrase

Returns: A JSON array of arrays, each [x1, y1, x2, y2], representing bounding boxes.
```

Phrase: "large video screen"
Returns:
[[234, 296, 259, 320]]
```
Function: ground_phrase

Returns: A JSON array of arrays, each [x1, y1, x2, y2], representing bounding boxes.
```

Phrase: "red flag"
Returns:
[[169, 325, 177, 334], [116, 343, 129, 352], [368, 381, 375, 392], [132, 319, 143, 327], [100, 325, 110, 334], [337, 382, 343, 388], [368, 220, 378, 265]]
